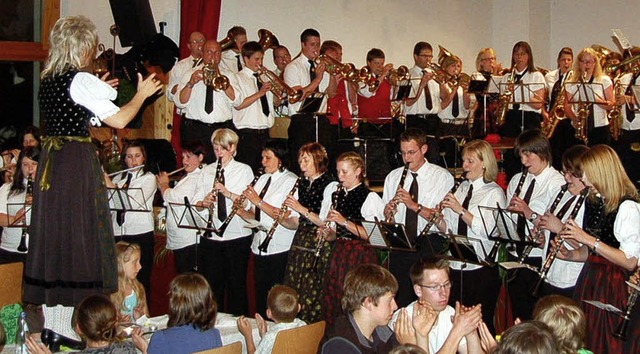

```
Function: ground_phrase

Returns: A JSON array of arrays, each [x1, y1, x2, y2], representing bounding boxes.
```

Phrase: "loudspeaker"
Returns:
[[109, 0, 157, 47]]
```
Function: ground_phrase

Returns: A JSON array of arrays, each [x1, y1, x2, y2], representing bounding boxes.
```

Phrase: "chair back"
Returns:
[[193, 341, 242, 354], [0, 262, 23, 307], [271, 320, 326, 354]]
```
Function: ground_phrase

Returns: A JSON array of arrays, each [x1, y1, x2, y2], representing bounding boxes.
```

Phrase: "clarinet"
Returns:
[[486, 169, 529, 262], [386, 163, 410, 223], [417, 173, 466, 240], [202, 158, 223, 238], [17, 176, 33, 252], [614, 282, 639, 340], [516, 184, 569, 264], [216, 169, 264, 237], [310, 182, 343, 272], [257, 177, 302, 253], [532, 187, 588, 296]]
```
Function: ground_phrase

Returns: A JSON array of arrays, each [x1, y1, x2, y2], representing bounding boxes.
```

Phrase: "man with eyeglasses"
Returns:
[[381, 128, 453, 307], [404, 42, 441, 163], [389, 258, 483, 354]]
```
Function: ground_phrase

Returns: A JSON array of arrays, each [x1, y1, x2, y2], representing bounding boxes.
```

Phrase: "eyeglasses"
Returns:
[[190, 39, 206, 44], [400, 149, 420, 157], [418, 281, 452, 292], [418, 54, 434, 59], [580, 60, 596, 65]]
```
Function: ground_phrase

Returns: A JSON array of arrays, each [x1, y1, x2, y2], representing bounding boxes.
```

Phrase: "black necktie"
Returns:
[[626, 72, 640, 122], [457, 184, 473, 236], [254, 73, 270, 116], [309, 60, 316, 82], [512, 70, 527, 111], [255, 176, 271, 221], [547, 195, 577, 245], [204, 86, 214, 114], [192, 58, 201, 68], [423, 70, 433, 110], [549, 72, 563, 111], [405, 173, 419, 242], [236, 54, 242, 72], [116, 173, 133, 226], [217, 169, 227, 220], [452, 87, 460, 118], [516, 178, 536, 237]]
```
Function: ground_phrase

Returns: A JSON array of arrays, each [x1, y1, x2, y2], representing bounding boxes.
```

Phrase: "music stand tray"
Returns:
[[565, 81, 605, 105], [168, 201, 213, 232], [478, 204, 537, 266], [364, 219, 415, 252], [498, 81, 546, 106], [107, 187, 149, 213], [435, 232, 490, 267], [394, 84, 412, 101], [5, 202, 31, 228], [298, 92, 325, 114], [468, 79, 490, 95]]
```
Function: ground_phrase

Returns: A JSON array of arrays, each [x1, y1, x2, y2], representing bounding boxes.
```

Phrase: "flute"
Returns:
[[166, 167, 186, 176], [107, 164, 145, 177]]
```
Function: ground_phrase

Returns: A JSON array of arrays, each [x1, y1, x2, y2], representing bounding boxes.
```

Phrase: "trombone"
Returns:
[[315, 55, 360, 86]]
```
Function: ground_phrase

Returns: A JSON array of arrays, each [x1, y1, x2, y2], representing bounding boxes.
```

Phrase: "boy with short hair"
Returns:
[[237, 285, 306, 354]]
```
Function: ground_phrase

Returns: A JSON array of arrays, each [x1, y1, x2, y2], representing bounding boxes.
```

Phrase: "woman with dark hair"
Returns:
[[132, 273, 222, 354], [238, 139, 300, 316], [558, 144, 639, 354], [282, 142, 336, 323], [23, 15, 160, 344], [105, 140, 157, 298], [499, 41, 547, 178], [0, 147, 39, 264], [157, 141, 206, 274]]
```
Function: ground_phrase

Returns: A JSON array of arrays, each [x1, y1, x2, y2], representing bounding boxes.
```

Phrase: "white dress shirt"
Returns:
[[405, 65, 441, 115], [614, 200, 640, 260], [220, 50, 243, 75], [382, 161, 454, 235], [506, 165, 565, 257], [442, 178, 507, 270], [193, 159, 254, 240], [232, 67, 275, 129], [162, 168, 203, 250], [500, 69, 546, 113], [250, 170, 300, 255], [545, 190, 586, 289], [111, 171, 157, 236], [69, 72, 119, 125], [283, 54, 330, 114], [174, 64, 239, 124], [565, 74, 612, 128], [319, 182, 385, 232], [437, 85, 468, 122], [619, 72, 640, 130], [168, 55, 201, 112]]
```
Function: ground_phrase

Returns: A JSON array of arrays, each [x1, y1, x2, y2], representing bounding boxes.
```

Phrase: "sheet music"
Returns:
[[364, 221, 386, 247], [565, 81, 605, 104], [583, 300, 624, 316]]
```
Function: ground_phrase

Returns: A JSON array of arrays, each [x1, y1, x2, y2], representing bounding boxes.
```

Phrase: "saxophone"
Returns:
[[608, 77, 624, 141], [575, 72, 589, 144], [257, 177, 301, 253], [544, 70, 572, 138], [496, 66, 516, 127]]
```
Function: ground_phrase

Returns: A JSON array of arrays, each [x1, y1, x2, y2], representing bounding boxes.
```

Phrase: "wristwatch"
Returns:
[[529, 212, 539, 222]]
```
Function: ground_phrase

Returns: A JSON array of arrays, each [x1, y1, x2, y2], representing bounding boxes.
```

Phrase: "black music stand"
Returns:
[[478, 204, 537, 269], [499, 81, 546, 133], [167, 197, 217, 271], [364, 219, 414, 251], [298, 92, 326, 142], [107, 187, 149, 213], [5, 202, 31, 228], [631, 85, 640, 112]]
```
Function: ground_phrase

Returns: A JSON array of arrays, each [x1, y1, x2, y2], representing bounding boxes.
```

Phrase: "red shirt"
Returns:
[[357, 78, 392, 124]]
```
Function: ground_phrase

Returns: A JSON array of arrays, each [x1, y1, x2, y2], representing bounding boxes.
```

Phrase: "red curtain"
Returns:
[[170, 0, 222, 164]]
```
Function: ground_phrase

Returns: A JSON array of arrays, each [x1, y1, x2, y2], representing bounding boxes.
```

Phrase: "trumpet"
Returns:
[[385, 164, 410, 223], [608, 77, 624, 141], [256, 67, 303, 104], [532, 187, 589, 297], [604, 54, 640, 76], [203, 62, 230, 91], [258, 177, 302, 253], [216, 169, 264, 237], [315, 55, 360, 85], [311, 182, 343, 272], [424, 62, 449, 85], [448, 72, 471, 90], [202, 159, 223, 239], [17, 176, 33, 252], [417, 173, 466, 240], [496, 65, 516, 126], [358, 66, 380, 92]]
